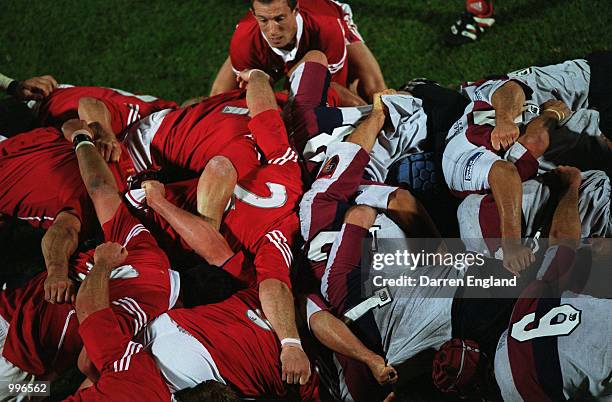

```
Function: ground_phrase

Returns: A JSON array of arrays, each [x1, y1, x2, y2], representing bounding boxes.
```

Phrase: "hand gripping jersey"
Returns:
[[70, 203, 179, 341], [230, 9, 349, 86], [36, 85, 178, 135], [494, 245, 612, 401]]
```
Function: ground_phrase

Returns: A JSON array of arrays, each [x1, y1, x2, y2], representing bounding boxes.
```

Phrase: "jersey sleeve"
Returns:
[[229, 20, 264, 74], [253, 219, 298, 287], [461, 77, 534, 105], [248, 109, 293, 160], [78, 307, 138, 373], [317, 16, 349, 85]]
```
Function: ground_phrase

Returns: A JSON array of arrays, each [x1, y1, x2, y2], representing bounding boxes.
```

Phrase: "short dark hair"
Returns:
[[251, 0, 298, 10], [180, 263, 242, 308], [174, 380, 238, 402]]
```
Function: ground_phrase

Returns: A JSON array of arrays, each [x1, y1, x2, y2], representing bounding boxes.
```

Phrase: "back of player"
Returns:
[[36, 85, 178, 134], [160, 288, 319, 400], [0, 127, 93, 231], [495, 245, 612, 401], [125, 89, 260, 179]]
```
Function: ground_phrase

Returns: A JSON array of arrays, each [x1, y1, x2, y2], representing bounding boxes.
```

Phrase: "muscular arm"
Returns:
[[330, 82, 367, 107], [347, 42, 387, 103], [259, 278, 311, 385], [491, 80, 526, 151], [78, 98, 121, 162], [488, 160, 534, 274], [244, 70, 277, 117], [42, 211, 81, 303], [210, 56, 239, 96], [548, 167, 582, 249], [74, 139, 121, 225], [144, 182, 234, 266], [309, 309, 397, 385], [346, 93, 388, 152]]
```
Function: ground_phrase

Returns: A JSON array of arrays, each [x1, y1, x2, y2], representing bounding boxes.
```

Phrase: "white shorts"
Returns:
[[0, 315, 33, 401], [443, 136, 533, 193], [145, 313, 224, 393], [122, 109, 172, 172]]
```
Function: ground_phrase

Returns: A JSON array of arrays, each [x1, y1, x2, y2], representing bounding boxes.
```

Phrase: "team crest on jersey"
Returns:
[[464, 152, 484, 181], [317, 155, 340, 180], [246, 309, 273, 331]]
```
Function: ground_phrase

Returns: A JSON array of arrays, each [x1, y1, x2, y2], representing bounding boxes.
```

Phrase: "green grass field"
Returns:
[[0, 0, 611, 401], [1, 1, 610, 102]]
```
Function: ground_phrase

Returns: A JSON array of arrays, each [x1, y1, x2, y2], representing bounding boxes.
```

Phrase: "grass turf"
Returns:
[[0, 0, 610, 400], [1, 1, 610, 101]]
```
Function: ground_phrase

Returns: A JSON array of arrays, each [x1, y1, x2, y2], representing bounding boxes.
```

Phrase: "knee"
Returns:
[[202, 156, 237, 181], [302, 50, 328, 67], [344, 205, 377, 229], [519, 129, 549, 158]]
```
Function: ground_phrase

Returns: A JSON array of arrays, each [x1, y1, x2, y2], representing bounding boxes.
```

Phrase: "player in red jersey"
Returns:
[[63, 240, 318, 402], [138, 69, 311, 386], [0, 272, 82, 400], [0, 126, 110, 305], [60, 119, 179, 382], [210, 0, 386, 105]]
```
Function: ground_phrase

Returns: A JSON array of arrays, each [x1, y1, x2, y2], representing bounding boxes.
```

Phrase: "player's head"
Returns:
[[431, 339, 501, 400], [174, 380, 238, 402], [180, 263, 241, 308], [251, 0, 299, 49]]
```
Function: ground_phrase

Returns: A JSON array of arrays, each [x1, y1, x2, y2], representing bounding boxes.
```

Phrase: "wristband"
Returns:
[[75, 140, 95, 152], [73, 132, 94, 150], [280, 338, 303, 350], [71, 130, 93, 143], [6, 80, 20, 96], [543, 108, 564, 122]]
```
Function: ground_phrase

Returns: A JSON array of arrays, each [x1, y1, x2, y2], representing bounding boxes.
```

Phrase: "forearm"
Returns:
[[148, 195, 233, 265], [330, 82, 367, 107], [310, 310, 380, 366], [42, 212, 81, 276], [346, 109, 385, 153], [210, 56, 239, 96], [75, 264, 111, 322], [78, 97, 115, 136], [492, 81, 526, 123], [76, 141, 118, 195], [489, 160, 523, 240], [246, 71, 277, 117], [259, 279, 300, 340], [550, 184, 581, 247]]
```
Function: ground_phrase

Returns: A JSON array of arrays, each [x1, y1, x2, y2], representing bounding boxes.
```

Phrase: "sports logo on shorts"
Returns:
[[464, 152, 484, 181], [317, 155, 340, 180], [246, 309, 273, 331], [221, 106, 249, 115]]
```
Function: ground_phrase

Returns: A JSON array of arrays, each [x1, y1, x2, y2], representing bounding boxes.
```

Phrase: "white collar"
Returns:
[[262, 12, 304, 63]]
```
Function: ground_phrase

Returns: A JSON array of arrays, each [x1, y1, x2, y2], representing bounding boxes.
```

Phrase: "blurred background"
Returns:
[[1, 0, 610, 103]]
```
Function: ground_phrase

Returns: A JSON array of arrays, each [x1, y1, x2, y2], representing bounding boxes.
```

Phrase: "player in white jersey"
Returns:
[[458, 169, 611, 257], [432, 166, 612, 402]]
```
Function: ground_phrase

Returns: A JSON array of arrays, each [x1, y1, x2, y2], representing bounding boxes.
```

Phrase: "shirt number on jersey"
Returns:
[[234, 182, 287, 209], [510, 304, 581, 342]]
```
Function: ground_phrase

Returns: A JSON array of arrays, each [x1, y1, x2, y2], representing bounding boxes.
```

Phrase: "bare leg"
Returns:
[[196, 156, 237, 230]]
